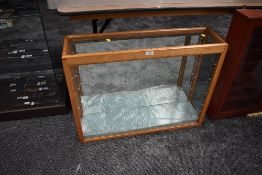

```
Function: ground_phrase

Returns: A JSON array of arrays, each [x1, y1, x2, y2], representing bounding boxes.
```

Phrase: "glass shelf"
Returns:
[[81, 85, 199, 137]]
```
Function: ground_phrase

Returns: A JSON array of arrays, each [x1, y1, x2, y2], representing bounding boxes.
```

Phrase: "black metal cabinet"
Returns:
[[0, 0, 67, 121]]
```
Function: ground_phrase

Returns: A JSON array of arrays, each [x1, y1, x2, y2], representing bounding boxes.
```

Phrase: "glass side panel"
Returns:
[[75, 54, 219, 138], [189, 54, 219, 112], [73, 34, 213, 54]]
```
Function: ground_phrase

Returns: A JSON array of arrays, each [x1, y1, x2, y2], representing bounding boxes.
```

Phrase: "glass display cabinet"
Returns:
[[62, 27, 228, 143]]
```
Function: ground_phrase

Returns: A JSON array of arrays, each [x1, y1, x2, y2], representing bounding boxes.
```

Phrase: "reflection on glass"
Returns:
[[76, 55, 218, 137], [73, 35, 204, 54]]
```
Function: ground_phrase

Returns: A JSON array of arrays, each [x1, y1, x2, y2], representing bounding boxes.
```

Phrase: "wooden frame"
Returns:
[[62, 27, 228, 143]]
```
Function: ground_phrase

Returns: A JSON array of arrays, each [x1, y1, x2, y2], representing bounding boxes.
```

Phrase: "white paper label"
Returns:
[[17, 96, 29, 100], [145, 50, 154, 56], [37, 81, 46, 86], [21, 54, 32, 59], [37, 75, 45, 78], [8, 50, 18, 54], [10, 89, 16, 93], [42, 87, 49, 90], [9, 83, 16, 87]]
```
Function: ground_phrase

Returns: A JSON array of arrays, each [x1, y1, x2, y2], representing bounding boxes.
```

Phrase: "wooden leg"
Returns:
[[92, 19, 113, 34], [92, 19, 98, 33], [99, 18, 113, 33]]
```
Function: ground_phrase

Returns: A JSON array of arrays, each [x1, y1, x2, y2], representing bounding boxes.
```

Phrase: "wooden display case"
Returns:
[[62, 27, 228, 143], [208, 9, 262, 119]]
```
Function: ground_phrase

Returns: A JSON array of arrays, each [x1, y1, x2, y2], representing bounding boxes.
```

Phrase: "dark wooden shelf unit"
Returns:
[[208, 9, 262, 119]]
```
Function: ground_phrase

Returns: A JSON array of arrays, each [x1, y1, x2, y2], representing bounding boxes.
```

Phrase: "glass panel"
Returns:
[[73, 34, 205, 54], [75, 54, 219, 138], [189, 54, 219, 112]]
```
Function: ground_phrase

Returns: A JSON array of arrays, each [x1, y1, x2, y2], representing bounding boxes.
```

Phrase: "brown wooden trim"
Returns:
[[68, 9, 234, 20], [214, 107, 262, 119], [67, 27, 206, 42], [206, 27, 226, 43], [62, 36, 73, 56], [237, 9, 262, 20], [82, 122, 200, 143], [198, 45, 228, 124], [62, 61, 84, 141], [63, 43, 227, 65]]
